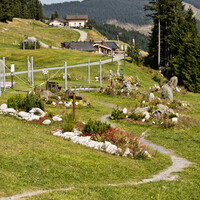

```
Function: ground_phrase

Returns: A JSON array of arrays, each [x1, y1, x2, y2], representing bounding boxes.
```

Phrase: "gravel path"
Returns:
[[72, 29, 88, 41]]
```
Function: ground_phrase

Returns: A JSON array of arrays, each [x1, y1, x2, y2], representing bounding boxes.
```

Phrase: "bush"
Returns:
[[46, 99, 53, 104], [22, 92, 44, 112], [152, 73, 163, 85], [129, 113, 144, 120], [46, 110, 54, 118], [109, 108, 126, 120], [62, 112, 76, 132], [7, 95, 23, 110], [83, 119, 111, 135]]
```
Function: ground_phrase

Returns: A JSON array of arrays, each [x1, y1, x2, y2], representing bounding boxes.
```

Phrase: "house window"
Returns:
[[74, 23, 76, 26], [79, 23, 81, 27]]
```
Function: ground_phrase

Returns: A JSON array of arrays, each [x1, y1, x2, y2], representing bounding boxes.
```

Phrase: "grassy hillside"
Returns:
[[0, 18, 79, 48]]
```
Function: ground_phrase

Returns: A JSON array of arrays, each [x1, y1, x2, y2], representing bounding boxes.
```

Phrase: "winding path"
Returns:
[[0, 104, 195, 199], [73, 29, 88, 41]]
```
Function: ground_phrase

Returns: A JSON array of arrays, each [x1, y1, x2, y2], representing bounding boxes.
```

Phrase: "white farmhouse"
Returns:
[[66, 15, 88, 28], [49, 18, 68, 27]]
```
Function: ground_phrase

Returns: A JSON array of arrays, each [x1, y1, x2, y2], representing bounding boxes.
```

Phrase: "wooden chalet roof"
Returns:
[[50, 18, 67, 23], [66, 15, 88, 20]]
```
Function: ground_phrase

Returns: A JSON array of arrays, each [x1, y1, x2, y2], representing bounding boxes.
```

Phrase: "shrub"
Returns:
[[46, 99, 53, 104], [152, 73, 163, 85], [7, 94, 23, 110], [46, 110, 54, 118], [22, 92, 44, 112], [62, 112, 76, 132], [129, 113, 144, 120], [109, 108, 126, 120], [161, 119, 175, 128], [83, 119, 111, 135]]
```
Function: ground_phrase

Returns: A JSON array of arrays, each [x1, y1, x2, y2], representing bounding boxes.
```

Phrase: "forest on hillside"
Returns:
[[0, 0, 43, 22], [184, 0, 200, 9]]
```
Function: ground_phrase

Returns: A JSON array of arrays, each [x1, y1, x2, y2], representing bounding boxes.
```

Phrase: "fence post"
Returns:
[[31, 56, 34, 86], [100, 59, 102, 87], [3, 57, 5, 91], [65, 62, 67, 90], [88, 59, 90, 84], [27, 56, 29, 82]]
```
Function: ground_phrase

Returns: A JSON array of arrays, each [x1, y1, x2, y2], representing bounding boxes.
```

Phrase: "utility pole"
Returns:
[[99, 60, 102, 87]]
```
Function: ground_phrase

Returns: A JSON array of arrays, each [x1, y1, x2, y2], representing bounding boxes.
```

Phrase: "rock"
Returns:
[[0, 104, 7, 110], [142, 100, 145, 104], [3, 108, 17, 114], [52, 102, 56, 106], [122, 80, 133, 93], [152, 109, 163, 120], [65, 89, 74, 98], [149, 93, 155, 103], [123, 108, 128, 114], [18, 111, 31, 120], [104, 141, 118, 154], [135, 107, 149, 114], [40, 90, 53, 98], [58, 101, 63, 105], [29, 108, 45, 117], [162, 84, 173, 102], [143, 111, 150, 120], [52, 116, 62, 122], [168, 76, 178, 90], [142, 118, 146, 122], [42, 119, 51, 125], [176, 87, 180, 93], [123, 148, 131, 157], [28, 114, 40, 121], [157, 104, 169, 112], [63, 132, 75, 139], [172, 117, 178, 124]]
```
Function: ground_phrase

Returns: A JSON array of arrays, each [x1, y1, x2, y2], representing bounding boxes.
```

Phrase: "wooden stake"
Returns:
[[73, 92, 76, 120]]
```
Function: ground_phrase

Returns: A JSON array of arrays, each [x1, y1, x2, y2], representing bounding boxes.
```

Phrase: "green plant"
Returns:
[[7, 94, 23, 110], [109, 108, 126, 120], [62, 112, 76, 132], [46, 99, 53, 104], [21, 92, 44, 112], [46, 110, 54, 118], [83, 119, 111, 135], [129, 113, 144, 120]]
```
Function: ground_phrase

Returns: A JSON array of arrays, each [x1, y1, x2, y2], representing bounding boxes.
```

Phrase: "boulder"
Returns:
[[168, 76, 178, 90], [40, 90, 53, 98], [122, 80, 133, 93], [3, 108, 17, 114], [162, 84, 173, 102], [42, 119, 51, 125], [149, 93, 155, 103], [0, 104, 7, 110], [28, 114, 40, 121], [29, 108, 45, 117], [134, 107, 149, 114], [18, 111, 31, 120], [52, 116, 62, 122], [152, 109, 163, 120]]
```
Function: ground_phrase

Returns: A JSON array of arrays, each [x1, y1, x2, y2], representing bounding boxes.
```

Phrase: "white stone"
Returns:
[[59, 101, 63, 105], [143, 111, 150, 120], [142, 118, 146, 122], [0, 104, 7, 110], [52, 116, 62, 122], [58, 96, 61, 100], [172, 117, 178, 124], [42, 119, 51, 125], [142, 100, 145, 104], [52, 102, 56, 106], [63, 132, 75, 139], [3, 108, 17, 114], [123, 108, 128, 114], [176, 87, 180, 92], [149, 93, 155, 103], [123, 148, 131, 157], [152, 121, 155, 125], [28, 114, 40, 121], [75, 102, 78, 106], [29, 108, 45, 117], [18, 111, 31, 120]]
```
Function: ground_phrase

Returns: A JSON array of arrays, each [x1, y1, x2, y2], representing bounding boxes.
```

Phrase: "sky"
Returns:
[[41, 0, 82, 5]]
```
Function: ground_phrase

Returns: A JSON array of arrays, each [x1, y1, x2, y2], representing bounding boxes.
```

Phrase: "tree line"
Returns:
[[0, 0, 43, 23], [145, 0, 200, 93]]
